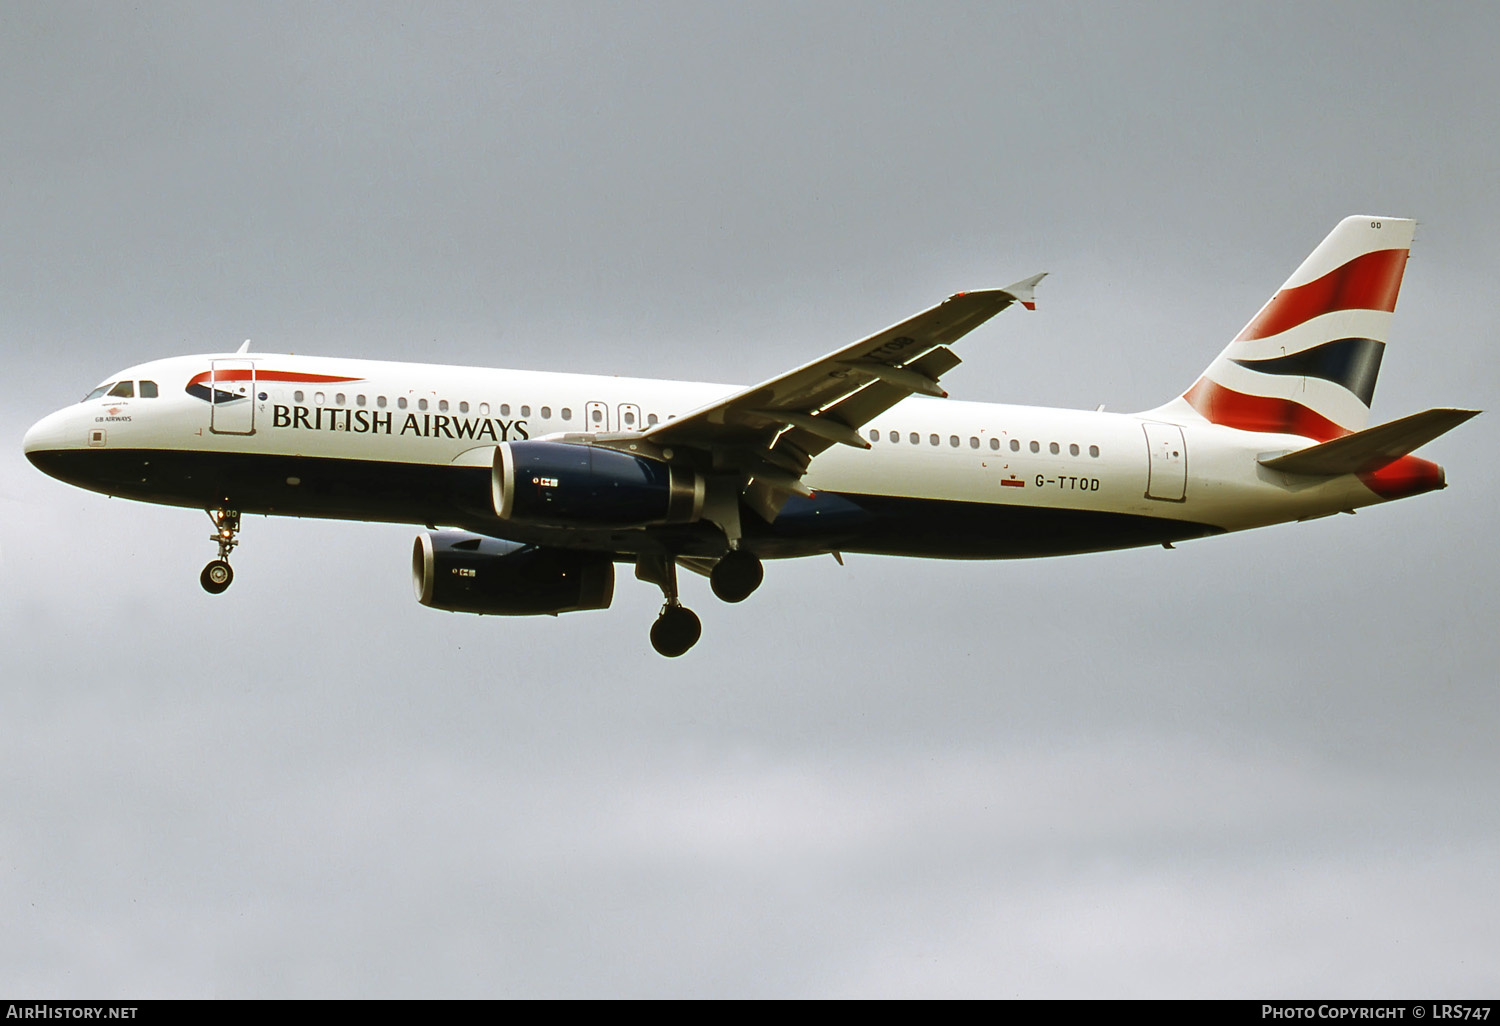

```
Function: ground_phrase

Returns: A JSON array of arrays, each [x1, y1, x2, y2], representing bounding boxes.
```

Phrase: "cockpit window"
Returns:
[[83, 383, 114, 402], [107, 381, 135, 398], [139, 380, 158, 398]]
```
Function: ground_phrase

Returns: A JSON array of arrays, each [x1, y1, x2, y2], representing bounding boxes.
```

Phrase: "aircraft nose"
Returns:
[[23, 407, 79, 470]]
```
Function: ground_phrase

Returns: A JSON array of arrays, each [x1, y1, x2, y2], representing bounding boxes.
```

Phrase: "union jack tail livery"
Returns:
[[1167, 216, 1414, 441]]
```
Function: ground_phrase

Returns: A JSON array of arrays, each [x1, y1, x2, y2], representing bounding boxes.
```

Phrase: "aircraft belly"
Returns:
[[23, 447, 491, 529], [26, 447, 1221, 560]]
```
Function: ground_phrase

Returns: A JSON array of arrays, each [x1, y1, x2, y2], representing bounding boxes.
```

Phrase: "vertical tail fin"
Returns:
[[1154, 216, 1416, 440]]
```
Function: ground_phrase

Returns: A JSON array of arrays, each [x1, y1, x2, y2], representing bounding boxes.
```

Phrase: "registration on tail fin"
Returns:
[[1165, 216, 1417, 440]]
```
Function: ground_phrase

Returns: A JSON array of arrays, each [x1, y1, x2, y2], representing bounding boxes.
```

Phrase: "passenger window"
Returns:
[[1070, 443, 1080, 456], [479, 403, 490, 416], [591, 408, 603, 424], [1049, 442, 1060, 454], [294, 390, 305, 403], [314, 392, 325, 405], [869, 429, 879, 442], [1089, 445, 1100, 458], [139, 381, 158, 398], [108, 381, 134, 398], [335, 393, 346, 405], [438, 399, 448, 412], [418, 398, 429, 411], [500, 404, 510, 416], [949, 435, 959, 447], [356, 394, 367, 407], [459, 401, 469, 414], [970, 437, 980, 449], [929, 434, 939, 446], [562, 408, 572, 421], [541, 406, 552, 419], [890, 430, 899, 443], [521, 405, 531, 417], [1028, 440, 1038, 453], [622, 410, 635, 427], [398, 397, 408, 409], [1010, 439, 1020, 452], [909, 432, 920, 445], [990, 437, 1000, 450], [647, 413, 659, 426], [377, 396, 387, 408]]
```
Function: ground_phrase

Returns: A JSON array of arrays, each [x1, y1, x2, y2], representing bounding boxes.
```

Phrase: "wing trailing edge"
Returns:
[[642, 280, 1044, 521]]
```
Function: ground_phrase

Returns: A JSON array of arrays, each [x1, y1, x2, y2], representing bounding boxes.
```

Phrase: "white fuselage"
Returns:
[[24, 351, 1407, 559]]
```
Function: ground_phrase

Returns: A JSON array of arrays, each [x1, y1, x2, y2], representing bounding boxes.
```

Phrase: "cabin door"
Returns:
[[209, 360, 256, 435], [1143, 422, 1186, 501]]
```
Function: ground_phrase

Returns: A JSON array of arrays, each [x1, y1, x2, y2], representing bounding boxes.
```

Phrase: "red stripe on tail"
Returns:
[[1183, 378, 1349, 441], [1236, 248, 1408, 341]]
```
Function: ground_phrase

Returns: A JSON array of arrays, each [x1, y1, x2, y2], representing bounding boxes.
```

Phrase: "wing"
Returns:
[[643, 273, 1045, 520]]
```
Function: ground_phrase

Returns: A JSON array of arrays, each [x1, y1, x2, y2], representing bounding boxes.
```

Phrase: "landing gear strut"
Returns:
[[637, 554, 702, 657], [201, 508, 240, 594]]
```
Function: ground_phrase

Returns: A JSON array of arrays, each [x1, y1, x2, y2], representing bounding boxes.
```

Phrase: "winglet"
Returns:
[[999, 272, 1047, 311]]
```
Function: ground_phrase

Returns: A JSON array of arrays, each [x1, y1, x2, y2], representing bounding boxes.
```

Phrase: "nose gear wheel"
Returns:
[[200, 559, 233, 593], [201, 508, 241, 594]]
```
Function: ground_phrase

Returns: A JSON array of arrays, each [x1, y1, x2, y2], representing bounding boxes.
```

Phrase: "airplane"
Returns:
[[23, 216, 1479, 656]]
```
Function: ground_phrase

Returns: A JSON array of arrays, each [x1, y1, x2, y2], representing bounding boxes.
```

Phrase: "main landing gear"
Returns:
[[709, 549, 763, 603], [638, 549, 764, 656], [650, 603, 701, 659], [637, 554, 700, 657], [200, 508, 240, 594]]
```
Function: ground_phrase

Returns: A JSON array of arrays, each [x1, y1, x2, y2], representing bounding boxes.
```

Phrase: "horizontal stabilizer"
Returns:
[[1260, 408, 1480, 476]]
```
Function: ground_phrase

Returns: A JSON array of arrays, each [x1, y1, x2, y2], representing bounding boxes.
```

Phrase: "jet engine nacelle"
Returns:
[[412, 530, 615, 615], [492, 440, 705, 528]]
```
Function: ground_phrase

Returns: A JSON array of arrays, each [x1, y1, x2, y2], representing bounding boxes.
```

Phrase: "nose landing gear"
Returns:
[[200, 508, 240, 594]]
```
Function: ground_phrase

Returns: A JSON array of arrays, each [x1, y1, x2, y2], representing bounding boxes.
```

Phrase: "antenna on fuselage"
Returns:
[[236, 339, 251, 354]]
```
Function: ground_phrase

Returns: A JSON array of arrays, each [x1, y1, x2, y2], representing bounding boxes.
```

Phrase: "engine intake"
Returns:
[[413, 530, 614, 615], [493, 440, 705, 527]]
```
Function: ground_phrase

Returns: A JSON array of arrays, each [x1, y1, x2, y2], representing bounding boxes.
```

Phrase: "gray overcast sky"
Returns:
[[2, 1, 1498, 998]]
